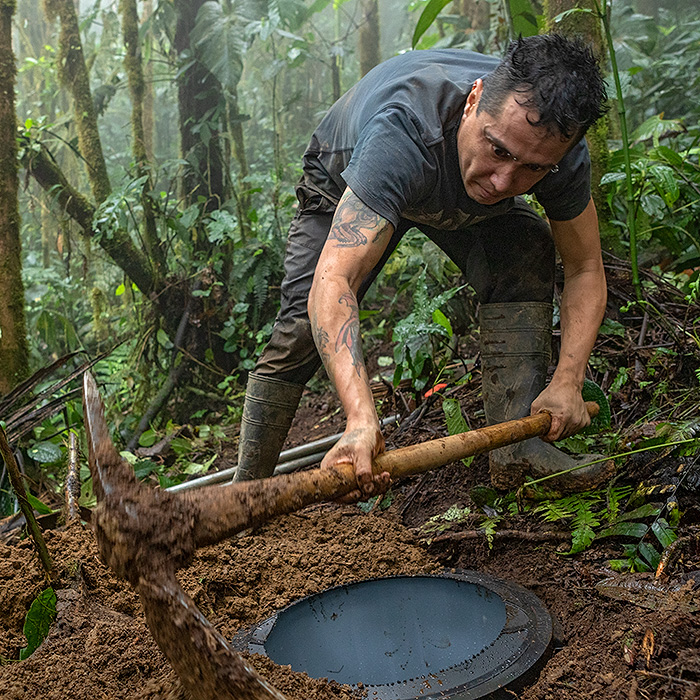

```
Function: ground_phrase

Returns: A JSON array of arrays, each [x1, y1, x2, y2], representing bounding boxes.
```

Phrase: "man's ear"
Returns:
[[464, 78, 484, 117]]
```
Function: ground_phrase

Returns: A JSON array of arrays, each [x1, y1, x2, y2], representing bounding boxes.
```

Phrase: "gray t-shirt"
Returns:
[[302, 49, 591, 229]]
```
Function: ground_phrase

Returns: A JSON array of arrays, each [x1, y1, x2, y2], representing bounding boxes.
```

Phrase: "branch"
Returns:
[[419, 529, 571, 544], [0, 427, 55, 581], [22, 141, 156, 296]]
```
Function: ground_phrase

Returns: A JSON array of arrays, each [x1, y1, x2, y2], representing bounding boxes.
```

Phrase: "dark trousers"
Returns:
[[254, 186, 555, 385]]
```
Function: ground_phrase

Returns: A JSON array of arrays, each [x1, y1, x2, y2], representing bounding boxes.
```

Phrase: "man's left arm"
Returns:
[[531, 197, 607, 441]]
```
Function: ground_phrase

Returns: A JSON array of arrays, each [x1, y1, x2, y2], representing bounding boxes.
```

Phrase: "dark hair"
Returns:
[[478, 34, 608, 141]]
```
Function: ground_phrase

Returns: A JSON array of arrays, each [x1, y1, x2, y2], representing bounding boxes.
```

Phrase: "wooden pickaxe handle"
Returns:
[[375, 401, 600, 478], [190, 402, 600, 546]]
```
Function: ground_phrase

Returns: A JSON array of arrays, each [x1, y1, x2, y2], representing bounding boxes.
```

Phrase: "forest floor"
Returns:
[[1, 261, 700, 699]]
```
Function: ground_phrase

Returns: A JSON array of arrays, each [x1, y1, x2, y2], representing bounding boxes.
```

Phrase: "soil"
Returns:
[[1, 373, 700, 698]]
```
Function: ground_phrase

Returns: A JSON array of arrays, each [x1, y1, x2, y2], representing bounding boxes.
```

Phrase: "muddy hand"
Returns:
[[321, 423, 389, 501], [530, 380, 591, 442]]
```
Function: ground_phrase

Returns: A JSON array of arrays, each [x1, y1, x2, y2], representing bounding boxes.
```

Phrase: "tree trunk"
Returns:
[[358, 0, 380, 78], [22, 141, 156, 296], [542, 0, 611, 225], [227, 87, 251, 240], [0, 0, 29, 393], [47, 0, 111, 205], [141, 0, 155, 164], [174, 0, 227, 215], [120, 0, 165, 281]]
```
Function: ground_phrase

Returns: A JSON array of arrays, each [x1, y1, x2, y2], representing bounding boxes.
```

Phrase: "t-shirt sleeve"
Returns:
[[531, 138, 591, 221], [340, 108, 436, 228]]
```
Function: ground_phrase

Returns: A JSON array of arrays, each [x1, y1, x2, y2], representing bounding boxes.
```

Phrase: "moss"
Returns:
[[0, 0, 29, 392], [53, 0, 111, 204]]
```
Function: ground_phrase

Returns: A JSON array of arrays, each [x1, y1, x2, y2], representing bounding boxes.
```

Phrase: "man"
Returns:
[[234, 34, 612, 498]]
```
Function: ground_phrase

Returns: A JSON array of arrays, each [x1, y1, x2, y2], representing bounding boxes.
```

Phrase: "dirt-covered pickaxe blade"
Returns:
[[83, 371, 600, 699], [83, 372, 288, 700]]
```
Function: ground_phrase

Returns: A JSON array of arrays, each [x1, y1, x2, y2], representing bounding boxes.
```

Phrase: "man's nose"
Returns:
[[489, 164, 518, 193]]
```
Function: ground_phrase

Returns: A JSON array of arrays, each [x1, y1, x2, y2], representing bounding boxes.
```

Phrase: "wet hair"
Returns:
[[478, 34, 608, 141]]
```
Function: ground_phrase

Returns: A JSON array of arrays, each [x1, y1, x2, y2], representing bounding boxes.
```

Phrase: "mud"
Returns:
[[1, 388, 699, 699]]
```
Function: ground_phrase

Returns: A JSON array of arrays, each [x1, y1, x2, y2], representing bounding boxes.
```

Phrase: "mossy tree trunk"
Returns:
[[359, 0, 381, 78], [456, 0, 490, 31], [120, 0, 165, 282], [542, 0, 611, 226], [0, 0, 29, 394], [44, 0, 111, 205], [174, 0, 228, 217], [141, 0, 155, 165]]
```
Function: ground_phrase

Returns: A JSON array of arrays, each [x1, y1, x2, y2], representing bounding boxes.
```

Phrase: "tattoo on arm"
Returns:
[[311, 319, 331, 367], [328, 191, 393, 249], [335, 292, 365, 378]]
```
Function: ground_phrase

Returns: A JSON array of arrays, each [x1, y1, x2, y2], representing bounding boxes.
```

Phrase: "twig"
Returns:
[[126, 286, 195, 451], [399, 471, 432, 517], [634, 309, 649, 380], [0, 427, 55, 581], [64, 430, 81, 523], [635, 669, 698, 687], [418, 528, 571, 544]]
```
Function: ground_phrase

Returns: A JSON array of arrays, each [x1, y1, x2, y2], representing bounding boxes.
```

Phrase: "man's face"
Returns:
[[457, 79, 574, 205]]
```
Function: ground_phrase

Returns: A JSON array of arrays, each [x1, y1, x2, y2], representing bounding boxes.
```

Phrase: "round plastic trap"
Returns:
[[233, 570, 552, 699]]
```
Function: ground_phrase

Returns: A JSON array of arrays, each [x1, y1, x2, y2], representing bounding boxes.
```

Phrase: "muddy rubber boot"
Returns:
[[233, 373, 304, 482], [480, 302, 614, 493]]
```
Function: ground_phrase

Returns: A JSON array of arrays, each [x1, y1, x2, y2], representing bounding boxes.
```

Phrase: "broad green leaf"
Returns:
[[596, 522, 649, 540], [615, 503, 662, 522], [432, 308, 453, 336], [27, 441, 63, 464], [157, 329, 173, 350], [637, 542, 661, 570], [134, 460, 160, 480], [600, 171, 627, 186], [509, 0, 539, 37], [192, 2, 245, 97], [412, 0, 453, 48], [652, 518, 677, 549], [649, 164, 680, 206], [20, 588, 57, 660], [138, 429, 157, 448], [443, 398, 467, 435], [26, 494, 54, 515], [115, 283, 125, 296], [582, 379, 611, 429], [442, 399, 473, 468]]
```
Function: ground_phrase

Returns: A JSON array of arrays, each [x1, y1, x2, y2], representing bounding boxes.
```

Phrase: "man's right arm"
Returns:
[[308, 187, 395, 497]]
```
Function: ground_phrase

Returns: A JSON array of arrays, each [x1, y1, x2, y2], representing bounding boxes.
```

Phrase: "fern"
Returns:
[[480, 516, 501, 549], [605, 484, 633, 523]]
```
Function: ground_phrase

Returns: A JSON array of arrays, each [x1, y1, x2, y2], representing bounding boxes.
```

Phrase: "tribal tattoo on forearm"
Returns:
[[335, 292, 365, 378], [328, 191, 392, 248]]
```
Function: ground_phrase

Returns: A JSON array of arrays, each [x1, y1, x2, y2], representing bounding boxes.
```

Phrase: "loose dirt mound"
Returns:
[[0, 507, 437, 699]]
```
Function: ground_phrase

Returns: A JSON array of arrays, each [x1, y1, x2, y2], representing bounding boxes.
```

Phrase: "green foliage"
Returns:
[[602, 124, 700, 272], [534, 483, 680, 563], [612, 2, 700, 128], [391, 270, 464, 392], [582, 379, 612, 431], [357, 490, 394, 513], [442, 398, 474, 468], [20, 588, 57, 660], [420, 503, 472, 534]]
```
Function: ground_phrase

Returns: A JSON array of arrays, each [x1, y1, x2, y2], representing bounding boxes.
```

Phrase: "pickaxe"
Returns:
[[82, 372, 598, 700]]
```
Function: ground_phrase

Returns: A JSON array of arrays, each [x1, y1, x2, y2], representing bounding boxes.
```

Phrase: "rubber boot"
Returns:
[[233, 373, 304, 482], [480, 302, 614, 493]]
